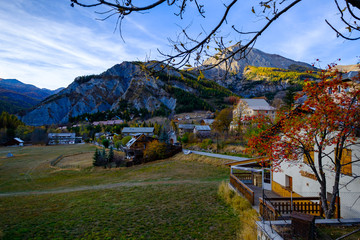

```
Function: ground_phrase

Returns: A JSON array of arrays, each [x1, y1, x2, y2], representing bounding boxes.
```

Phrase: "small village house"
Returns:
[[48, 133, 76, 145], [230, 98, 276, 131], [200, 119, 215, 126], [122, 127, 154, 137], [93, 119, 123, 126], [178, 124, 195, 137], [123, 134, 156, 161], [4, 138, 24, 147], [193, 125, 211, 138]]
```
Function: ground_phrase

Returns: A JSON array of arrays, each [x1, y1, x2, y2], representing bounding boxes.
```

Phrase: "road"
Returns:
[[184, 149, 250, 162]]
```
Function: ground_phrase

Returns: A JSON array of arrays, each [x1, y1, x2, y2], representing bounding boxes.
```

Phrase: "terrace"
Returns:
[[228, 160, 330, 221]]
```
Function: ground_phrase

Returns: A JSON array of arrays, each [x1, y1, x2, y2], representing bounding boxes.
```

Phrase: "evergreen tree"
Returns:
[[107, 146, 114, 164], [93, 148, 100, 166], [159, 127, 169, 143]]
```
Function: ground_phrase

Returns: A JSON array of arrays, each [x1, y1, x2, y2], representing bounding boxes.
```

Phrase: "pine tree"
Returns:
[[93, 148, 100, 166], [107, 146, 114, 164]]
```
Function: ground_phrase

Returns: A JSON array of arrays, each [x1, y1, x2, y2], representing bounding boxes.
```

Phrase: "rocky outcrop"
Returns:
[[198, 45, 315, 96], [21, 62, 180, 126]]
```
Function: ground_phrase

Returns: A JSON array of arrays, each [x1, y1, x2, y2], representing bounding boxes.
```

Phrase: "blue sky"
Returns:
[[0, 0, 359, 89]]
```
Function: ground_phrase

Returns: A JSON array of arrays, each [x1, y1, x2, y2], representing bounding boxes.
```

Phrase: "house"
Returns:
[[193, 125, 211, 138], [168, 131, 178, 145], [265, 76, 360, 219], [48, 133, 76, 145], [230, 98, 276, 131], [178, 124, 195, 136], [123, 134, 156, 160], [93, 119, 123, 126], [122, 127, 154, 136], [200, 119, 215, 126], [271, 143, 360, 219], [4, 138, 24, 147]]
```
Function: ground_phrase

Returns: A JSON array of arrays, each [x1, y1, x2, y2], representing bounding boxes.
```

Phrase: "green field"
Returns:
[[0, 144, 243, 239]]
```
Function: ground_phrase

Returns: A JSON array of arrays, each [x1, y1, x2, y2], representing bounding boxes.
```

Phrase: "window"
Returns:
[[285, 175, 293, 191]]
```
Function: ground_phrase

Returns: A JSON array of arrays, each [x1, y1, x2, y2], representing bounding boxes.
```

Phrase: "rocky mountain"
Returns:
[[198, 45, 316, 96], [20, 61, 233, 126], [19, 46, 334, 126], [0, 79, 64, 114]]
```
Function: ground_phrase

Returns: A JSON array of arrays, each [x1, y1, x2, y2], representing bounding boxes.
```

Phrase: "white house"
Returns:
[[48, 133, 76, 145], [271, 75, 360, 218], [272, 142, 360, 218], [230, 98, 276, 131]]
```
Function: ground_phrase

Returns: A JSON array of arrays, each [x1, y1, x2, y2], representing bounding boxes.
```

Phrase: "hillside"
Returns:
[[196, 46, 317, 97], [0, 79, 63, 114], [21, 61, 234, 126]]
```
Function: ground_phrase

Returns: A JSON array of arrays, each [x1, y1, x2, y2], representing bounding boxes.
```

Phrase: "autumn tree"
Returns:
[[143, 140, 167, 162], [70, 0, 360, 69], [213, 108, 233, 133], [248, 67, 360, 218]]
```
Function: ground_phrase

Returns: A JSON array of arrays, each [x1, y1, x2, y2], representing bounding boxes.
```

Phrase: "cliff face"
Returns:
[[199, 46, 316, 96], [21, 62, 177, 126]]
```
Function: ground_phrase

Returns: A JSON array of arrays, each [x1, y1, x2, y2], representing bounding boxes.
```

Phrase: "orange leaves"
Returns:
[[247, 66, 360, 172]]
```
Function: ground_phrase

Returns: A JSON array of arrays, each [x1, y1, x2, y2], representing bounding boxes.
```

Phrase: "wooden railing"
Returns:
[[260, 196, 324, 220], [232, 172, 253, 183], [230, 174, 255, 205], [259, 197, 278, 221]]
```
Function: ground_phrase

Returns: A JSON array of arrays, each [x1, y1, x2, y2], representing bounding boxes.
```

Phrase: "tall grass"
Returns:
[[218, 181, 259, 240]]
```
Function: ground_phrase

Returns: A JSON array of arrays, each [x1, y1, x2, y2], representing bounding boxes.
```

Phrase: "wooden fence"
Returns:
[[260, 196, 323, 220], [230, 173, 255, 205]]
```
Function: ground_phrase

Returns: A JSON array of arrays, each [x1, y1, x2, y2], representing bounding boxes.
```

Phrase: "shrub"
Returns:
[[143, 140, 167, 162], [200, 138, 213, 149], [114, 140, 122, 150], [121, 136, 132, 146], [102, 139, 110, 148]]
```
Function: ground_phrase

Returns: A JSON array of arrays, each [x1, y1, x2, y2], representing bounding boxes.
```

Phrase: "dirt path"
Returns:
[[0, 180, 218, 197]]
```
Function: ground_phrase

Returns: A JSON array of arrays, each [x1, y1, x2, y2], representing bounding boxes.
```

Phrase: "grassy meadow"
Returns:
[[0, 144, 253, 239]]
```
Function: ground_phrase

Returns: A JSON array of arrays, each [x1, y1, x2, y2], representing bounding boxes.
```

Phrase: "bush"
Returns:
[[121, 136, 132, 146], [143, 140, 167, 162], [114, 140, 122, 150], [102, 139, 110, 148], [201, 138, 213, 149]]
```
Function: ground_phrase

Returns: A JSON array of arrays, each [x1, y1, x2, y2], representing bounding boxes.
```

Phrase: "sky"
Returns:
[[0, 0, 359, 90]]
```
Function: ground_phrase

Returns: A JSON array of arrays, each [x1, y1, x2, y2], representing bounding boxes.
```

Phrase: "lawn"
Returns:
[[0, 144, 242, 239]]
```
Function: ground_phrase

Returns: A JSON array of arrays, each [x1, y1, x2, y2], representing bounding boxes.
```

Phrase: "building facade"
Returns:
[[230, 99, 276, 131]]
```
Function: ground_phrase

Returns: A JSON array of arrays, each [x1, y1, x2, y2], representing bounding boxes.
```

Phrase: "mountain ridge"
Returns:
[[0, 78, 64, 114]]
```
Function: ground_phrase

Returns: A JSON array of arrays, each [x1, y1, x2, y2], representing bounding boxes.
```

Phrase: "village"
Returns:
[[2, 70, 359, 239]]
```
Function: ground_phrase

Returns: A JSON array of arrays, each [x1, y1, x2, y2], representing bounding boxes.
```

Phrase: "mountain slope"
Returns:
[[202, 45, 315, 77], [0, 79, 63, 114], [198, 45, 316, 96], [21, 61, 234, 126]]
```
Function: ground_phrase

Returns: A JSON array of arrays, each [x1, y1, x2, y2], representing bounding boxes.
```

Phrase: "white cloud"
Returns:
[[0, 0, 162, 89]]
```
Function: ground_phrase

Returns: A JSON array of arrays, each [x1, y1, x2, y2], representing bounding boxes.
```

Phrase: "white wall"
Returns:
[[272, 143, 360, 218]]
